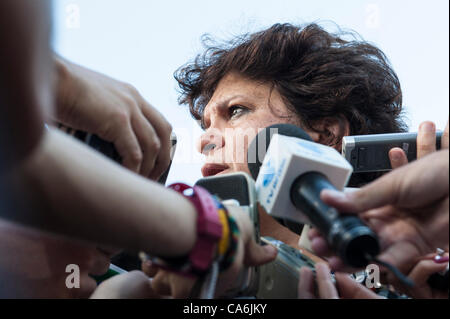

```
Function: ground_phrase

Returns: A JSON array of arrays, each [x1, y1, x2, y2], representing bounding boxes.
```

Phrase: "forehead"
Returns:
[[212, 72, 271, 99], [212, 72, 270, 99], [203, 73, 274, 117]]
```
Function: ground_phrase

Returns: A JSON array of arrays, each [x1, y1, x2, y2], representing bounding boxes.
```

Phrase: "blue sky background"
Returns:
[[52, 0, 449, 185]]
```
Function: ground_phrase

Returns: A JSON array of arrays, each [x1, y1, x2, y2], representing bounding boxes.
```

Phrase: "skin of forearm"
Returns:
[[52, 55, 79, 125], [0, 0, 54, 167], [7, 129, 197, 258]]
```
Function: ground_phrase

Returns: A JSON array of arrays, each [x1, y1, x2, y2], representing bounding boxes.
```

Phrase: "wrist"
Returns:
[[150, 184, 223, 277], [144, 184, 241, 277]]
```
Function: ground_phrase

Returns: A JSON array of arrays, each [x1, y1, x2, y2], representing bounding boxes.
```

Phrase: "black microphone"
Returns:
[[248, 124, 380, 268], [56, 124, 176, 185]]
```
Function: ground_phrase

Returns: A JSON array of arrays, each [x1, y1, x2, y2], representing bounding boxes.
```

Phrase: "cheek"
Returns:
[[221, 109, 297, 165], [252, 105, 303, 133], [228, 115, 287, 161], [222, 127, 258, 165]]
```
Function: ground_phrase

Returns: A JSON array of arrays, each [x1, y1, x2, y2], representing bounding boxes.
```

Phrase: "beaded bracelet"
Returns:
[[142, 187, 240, 279], [216, 207, 231, 258], [211, 197, 240, 272]]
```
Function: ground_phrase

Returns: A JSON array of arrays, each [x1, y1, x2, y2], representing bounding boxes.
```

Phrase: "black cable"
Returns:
[[365, 254, 415, 288]]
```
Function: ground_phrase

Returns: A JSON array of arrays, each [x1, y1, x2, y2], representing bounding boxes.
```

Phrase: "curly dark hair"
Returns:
[[175, 23, 408, 185]]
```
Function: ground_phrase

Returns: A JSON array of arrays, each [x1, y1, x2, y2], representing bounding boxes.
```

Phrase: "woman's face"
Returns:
[[197, 72, 350, 249], [0, 220, 114, 298], [198, 72, 320, 177]]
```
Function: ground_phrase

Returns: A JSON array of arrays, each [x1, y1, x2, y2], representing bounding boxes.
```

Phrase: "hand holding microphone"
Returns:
[[312, 149, 449, 280], [248, 124, 380, 269], [54, 56, 173, 181], [248, 124, 417, 287]]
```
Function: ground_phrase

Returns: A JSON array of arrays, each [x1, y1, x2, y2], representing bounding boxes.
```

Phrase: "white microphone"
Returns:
[[247, 124, 380, 268], [255, 132, 353, 224]]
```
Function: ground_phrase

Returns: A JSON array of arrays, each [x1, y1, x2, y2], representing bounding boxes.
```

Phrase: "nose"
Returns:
[[197, 128, 225, 155]]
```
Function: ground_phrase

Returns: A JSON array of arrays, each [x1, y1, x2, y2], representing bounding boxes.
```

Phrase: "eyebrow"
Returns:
[[201, 95, 248, 130]]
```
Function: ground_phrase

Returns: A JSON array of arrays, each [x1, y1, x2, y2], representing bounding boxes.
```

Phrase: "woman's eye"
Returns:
[[229, 106, 248, 119]]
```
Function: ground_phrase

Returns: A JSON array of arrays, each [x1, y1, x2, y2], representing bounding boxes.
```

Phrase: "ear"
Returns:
[[308, 117, 350, 151]]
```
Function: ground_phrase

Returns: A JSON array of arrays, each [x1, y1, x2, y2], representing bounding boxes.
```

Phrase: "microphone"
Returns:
[[247, 124, 380, 268], [196, 172, 324, 298]]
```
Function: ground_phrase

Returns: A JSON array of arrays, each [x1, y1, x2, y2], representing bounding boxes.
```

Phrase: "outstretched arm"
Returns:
[[8, 128, 197, 258]]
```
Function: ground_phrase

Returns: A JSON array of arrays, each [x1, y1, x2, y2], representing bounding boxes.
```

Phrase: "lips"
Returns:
[[201, 164, 230, 177]]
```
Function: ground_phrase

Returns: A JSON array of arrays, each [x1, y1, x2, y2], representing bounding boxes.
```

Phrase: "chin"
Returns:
[[234, 165, 252, 176], [216, 169, 231, 176]]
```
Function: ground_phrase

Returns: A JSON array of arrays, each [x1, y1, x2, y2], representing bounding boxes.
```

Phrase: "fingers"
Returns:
[[324, 149, 449, 214], [319, 189, 361, 214], [308, 228, 358, 272], [326, 256, 360, 273], [112, 118, 143, 173], [170, 276, 196, 299], [298, 265, 380, 299], [377, 240, 423, 277], [144, 267, 197, 299], [114, 271, 158, 299], [151, 271, 173, 296], [408, 258, 448, 286], [320, 177, 401, 214], [298, 267, 316, 299], [97, 90, 171, 180], [442, 120, 449, 149], [309, 217, 396, 274], [139, 100, 172, 181], [309, 228, 333, 257], [90, 271, 159, 299], [244, 240, 277, 267], [315, 263, 339, 299], [131, 113, 160, 178], [335, 273, 382, 299], [417, 121, 436, 159], [112, 105, 171, 180], [389, 148, 408, 169], [57, 62, 172, 180], [141, 260, 159, 278], [228, 205, 278, 267], [310, 236, 333, 258], [394, 256, 449, 298]]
